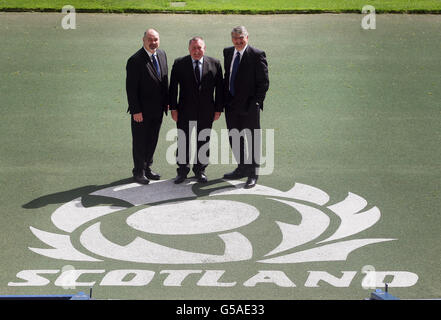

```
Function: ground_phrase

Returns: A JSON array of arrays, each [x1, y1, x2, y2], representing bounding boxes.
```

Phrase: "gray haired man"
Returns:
[[222, 26, 270, 188]]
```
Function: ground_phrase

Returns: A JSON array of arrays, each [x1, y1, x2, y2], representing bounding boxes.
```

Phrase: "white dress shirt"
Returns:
[[144, 47, 160, 76], [229, 45, 247, 86]]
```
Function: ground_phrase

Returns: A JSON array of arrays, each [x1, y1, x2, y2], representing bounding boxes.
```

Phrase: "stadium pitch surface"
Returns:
[[0, 12, 440, 300]]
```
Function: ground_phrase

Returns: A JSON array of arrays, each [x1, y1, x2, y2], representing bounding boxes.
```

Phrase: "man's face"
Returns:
[[188, 39, 206, 61], [231, 32, 248, 51], [143, 30, 160, 53]]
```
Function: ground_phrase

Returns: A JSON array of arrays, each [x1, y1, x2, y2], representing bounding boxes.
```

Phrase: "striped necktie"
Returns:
[[152, 53, 161, 77]]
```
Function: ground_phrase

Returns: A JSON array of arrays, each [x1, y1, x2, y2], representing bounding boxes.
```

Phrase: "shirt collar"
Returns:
[[144, 46, 157, 59], [191, 56, 204, 65], [233, 44, 248, 57]]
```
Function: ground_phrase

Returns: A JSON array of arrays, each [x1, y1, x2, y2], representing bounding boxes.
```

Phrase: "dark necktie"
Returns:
[[152, 53, 160, 77], [229, 51, 241, 96], [194, 60, 201, 85]]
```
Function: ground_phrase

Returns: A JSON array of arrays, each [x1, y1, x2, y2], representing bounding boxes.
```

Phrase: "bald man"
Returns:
[[126, 28, 169, 184]]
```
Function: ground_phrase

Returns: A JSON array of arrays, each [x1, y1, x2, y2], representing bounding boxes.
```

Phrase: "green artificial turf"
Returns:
[[1, 12, 440, 300], [1, 0, 441, 13]]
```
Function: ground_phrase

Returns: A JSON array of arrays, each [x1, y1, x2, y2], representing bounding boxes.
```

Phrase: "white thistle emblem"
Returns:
[[29, 180, 395, 264]]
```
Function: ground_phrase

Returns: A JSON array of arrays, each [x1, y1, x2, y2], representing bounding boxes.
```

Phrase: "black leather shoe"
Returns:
[[223, 168, 246, 180], [195, 172, 208, 183], [244, 176, 258, 189], [174, 174, 187, 184], [145, 168, 160, 180], [133, 175, 150, 185]]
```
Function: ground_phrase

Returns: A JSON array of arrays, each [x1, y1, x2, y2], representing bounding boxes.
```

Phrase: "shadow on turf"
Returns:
[[22, 177, 236, 210], [22, 178, 134, 209]]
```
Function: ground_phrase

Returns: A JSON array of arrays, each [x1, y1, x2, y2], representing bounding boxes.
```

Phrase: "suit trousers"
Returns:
[[225, 104, 261, 177], [131, 116, 162, 176], [176, 118, 213, 176]]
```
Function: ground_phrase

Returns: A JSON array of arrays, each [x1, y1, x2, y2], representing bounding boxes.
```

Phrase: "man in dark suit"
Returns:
[[126, 28, 169, 184], [223, 26, 269, 188], [169, 36, 223, 184]]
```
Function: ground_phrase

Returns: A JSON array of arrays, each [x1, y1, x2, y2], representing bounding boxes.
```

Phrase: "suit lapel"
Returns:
[[156, 50, 166, 80], [142, 48, 160, 82], [225, 48, 234, 78], [237, 46, 249, 74], [185, 56, 196, 86], [200, 57, 209, 87]]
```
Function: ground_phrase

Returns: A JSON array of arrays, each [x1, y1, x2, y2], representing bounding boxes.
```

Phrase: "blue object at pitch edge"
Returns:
[[0, 291, 91, 300], [370, 289, 400, 300]]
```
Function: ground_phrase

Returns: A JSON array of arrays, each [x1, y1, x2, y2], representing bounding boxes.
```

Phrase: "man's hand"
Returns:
[[133, 112, 143, 123], [213, 112, 221, 121], [171, 110, 178, 122]]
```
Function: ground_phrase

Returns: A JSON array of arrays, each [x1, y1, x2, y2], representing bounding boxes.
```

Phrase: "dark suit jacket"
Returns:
[[126, 47, 169, 118], [169, 55, 223, 122], [223, 45, 269, 112]]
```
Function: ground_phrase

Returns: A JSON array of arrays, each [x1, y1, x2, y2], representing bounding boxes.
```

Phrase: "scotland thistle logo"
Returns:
[[28, 180, 394, 265]]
